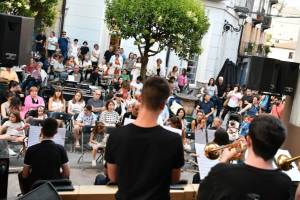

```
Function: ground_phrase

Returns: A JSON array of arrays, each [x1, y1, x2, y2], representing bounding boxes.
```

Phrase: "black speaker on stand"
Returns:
[[0, 141, 9, 199], [0, 13, 34, 67]]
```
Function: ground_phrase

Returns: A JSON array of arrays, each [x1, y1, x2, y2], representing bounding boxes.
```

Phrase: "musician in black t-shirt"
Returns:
[[105, 77, 184, 200], [20, 118, 70, 194], [198, 115, 293, 200]]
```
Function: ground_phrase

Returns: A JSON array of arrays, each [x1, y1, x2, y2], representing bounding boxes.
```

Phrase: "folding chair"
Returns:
[[77, 125, 94, 163]]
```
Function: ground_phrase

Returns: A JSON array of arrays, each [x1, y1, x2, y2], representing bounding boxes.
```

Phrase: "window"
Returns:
[[288, 52, 294, 59]]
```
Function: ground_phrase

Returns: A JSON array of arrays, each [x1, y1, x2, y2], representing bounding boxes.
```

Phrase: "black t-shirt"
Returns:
[[217, 83, 226, 98], [80, 46, 90, 55], [198, 163, 293, 200], [104, 50, 114, 63], [24, 140, 68, 185], [105, 124, 185, 200], [35, 34, 46, 50], [242, 95, 253, 108]]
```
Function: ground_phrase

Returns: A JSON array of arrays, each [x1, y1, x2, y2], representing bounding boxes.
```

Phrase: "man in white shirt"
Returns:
[[47, 31, 58, 57]]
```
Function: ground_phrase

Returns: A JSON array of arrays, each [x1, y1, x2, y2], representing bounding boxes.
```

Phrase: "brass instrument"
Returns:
[[204, 140, 247, 160], [275, 154, 300, 171]]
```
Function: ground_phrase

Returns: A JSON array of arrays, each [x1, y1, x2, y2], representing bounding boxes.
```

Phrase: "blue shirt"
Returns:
[[58, 37, 68, 51], [199, 100, 214, 114]]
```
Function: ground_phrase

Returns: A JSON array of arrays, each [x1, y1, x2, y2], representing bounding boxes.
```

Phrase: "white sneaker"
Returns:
[[92, 160, 97, 167], [8, 148, 17, 156]]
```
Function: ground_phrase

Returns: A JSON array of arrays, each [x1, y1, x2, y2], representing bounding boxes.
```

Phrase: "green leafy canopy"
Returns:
[[105, 0, 209, 60]]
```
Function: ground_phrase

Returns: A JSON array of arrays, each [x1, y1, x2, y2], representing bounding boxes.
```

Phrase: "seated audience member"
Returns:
[[198, 93, 215, 127], [197, 115, 293, 200], [120, 69, 130, 81], [271, 97, 285, 119], [8, 80, 23, 99], [99, 100, 120, 127], [68, 65, 83, 82], [121, 102, 139, 125], [0, 112, 27, 142], [53, 54, 67, 80], [238, 96, 261, 117], [82, 54, 93, 80], [67, 90, 85, 115], [23, 87, 45, 118], [0, 67, 19, 83], [130, 76, 143, 96], [210, 117, 223, 130], [26, 106, 48, 124], [24, 58, 38, 74], [89, 122, 108, 166], [191, 110, 205, 134], [90, 67, 101, 85], [87, 89, 105, 114], [73, 105, 97, 148], [113, 93, 127, 116], [48, 87, 66, 115], [20, 118, 70, 194], [1, 92, 14, 119]]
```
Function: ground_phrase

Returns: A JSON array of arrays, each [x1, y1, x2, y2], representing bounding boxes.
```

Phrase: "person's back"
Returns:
[[24, 140, 68, 183], [198, 114, 293, 200], [199, 163, 292, 200], [105, 77, 184, 200], [106, 124, 183, 199]]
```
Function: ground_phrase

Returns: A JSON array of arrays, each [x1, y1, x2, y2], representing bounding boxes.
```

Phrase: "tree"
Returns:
[[0, 0, 59, 31], [105, 0, 209, 78]]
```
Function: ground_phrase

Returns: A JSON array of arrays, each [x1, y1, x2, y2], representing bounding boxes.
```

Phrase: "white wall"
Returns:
[[64, 0, 110, 57], [268, 47, 295, 62]]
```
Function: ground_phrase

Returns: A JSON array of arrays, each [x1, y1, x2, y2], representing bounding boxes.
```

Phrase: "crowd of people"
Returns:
[[0, 30, 295, 199]]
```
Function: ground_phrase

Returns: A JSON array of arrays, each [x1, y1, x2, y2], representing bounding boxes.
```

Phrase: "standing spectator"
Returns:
[[104, 46, 114, 64], [91, 44, 101, 70], [105, 77, 184, 199], [125, 53, 136, 74], [35, 31, 46, 55], [80, 41, 90, 61], [69, 39, 80, 60], [58, 31, 69, 61], [119, 48, 126, 63], [131, 57, 142, 83], [167, 66, 179, 80], [178, 69, 188, 92], [221, 86, 243, 120], [216, 76, 226, 116], [206, 78, 218, 98], [47, 31, 57, 58], [110, 51, 123, 75], [271, 97, 285, 119]]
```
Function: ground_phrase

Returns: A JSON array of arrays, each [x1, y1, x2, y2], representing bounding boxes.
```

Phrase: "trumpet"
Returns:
[[204, 140, 247, 160], [275, 154, 300, 171]]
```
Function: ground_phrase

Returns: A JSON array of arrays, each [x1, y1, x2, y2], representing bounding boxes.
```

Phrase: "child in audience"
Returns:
[[89, 122, 108, 167], [0, 112, 28, 142]]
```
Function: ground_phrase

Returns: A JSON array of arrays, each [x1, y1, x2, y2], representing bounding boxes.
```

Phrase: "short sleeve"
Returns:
[[24, 148, 32, 166], [105, 133, 116, 164], [60, 146, 69, 165], [172, 135, 184, 169], [76, 113, 83, 122]]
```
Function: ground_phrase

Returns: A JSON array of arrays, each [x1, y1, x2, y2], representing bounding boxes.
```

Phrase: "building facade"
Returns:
[[62, 0, 252, 85]]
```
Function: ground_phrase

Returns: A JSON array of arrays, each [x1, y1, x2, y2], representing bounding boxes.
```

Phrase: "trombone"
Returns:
[[204, 139, 247, 160], [275, 154, 300, 171]]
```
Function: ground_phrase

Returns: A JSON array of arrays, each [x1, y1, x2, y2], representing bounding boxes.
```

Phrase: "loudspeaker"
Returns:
[[0, 158, 9, 199], [277, 61, 299, 96], [0, 13, 34, 67], [246, 56, 280, 94], [245, 56, 299, 96]]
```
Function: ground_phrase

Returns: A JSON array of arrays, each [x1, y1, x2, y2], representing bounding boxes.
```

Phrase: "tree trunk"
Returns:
[[141, 54, 149, 81]]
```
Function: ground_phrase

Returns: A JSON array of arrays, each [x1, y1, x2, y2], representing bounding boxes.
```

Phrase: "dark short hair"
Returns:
[[74, 39, 78, 42], [41, 118, 58, 137], [83, 41, 88, 45], [105, 100, 115, 110], [137, 76, 142, 82], [214, 128, 229, 146], [142, 77, 170, 111], [169, 116, 182, 130], [248, 114, 286, 161], [85, 105, 92, 111]]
